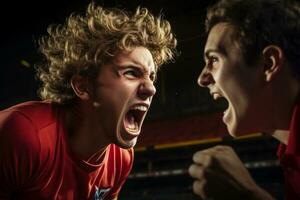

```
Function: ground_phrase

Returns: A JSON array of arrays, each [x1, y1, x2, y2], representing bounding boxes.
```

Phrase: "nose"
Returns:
[[197, 66, 214, 87], [138, 79, 156, 100]]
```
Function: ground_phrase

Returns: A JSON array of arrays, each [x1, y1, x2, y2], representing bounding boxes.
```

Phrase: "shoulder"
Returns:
[[0, 101, 58, 129], [0, 101, 62, 152]]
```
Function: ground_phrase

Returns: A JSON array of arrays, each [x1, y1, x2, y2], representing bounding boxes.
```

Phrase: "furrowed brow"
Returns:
[[204, 47, 227, 60]]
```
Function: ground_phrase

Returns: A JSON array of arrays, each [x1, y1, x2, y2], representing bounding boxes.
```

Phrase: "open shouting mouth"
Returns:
[[123, 104, 149, 138], [211, 92, 230, 122]]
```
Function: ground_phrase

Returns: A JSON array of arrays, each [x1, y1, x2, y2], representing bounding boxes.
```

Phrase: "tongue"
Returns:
[[125, 111, 138, 132], [128, 115, 135, 124]]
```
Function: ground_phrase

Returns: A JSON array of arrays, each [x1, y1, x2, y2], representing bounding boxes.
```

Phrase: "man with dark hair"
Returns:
[[189, 0, 300, 199], [0, 3, 177, 199]]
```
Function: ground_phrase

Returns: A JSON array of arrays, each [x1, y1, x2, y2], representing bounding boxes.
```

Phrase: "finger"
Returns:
[[188, 164, 204, 179], [212, 145, 241, 162], [213, 145, 230, 151], [192, 151, 211, 164], [193, 146, 236, 165], [192, 179, 206, 198]]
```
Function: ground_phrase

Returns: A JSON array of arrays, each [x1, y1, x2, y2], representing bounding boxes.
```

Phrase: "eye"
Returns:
[[123, 69, 140, 79], [205, 55, 219, 70], [209, 55, 218, 64]]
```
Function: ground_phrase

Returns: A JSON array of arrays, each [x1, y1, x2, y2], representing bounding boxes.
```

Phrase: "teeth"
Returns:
[[127, 122, 139, 130], [132, 105, 147, 111]]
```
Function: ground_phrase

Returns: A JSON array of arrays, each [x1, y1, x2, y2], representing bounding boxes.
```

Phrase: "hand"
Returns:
[[188, 145, 275, 200]]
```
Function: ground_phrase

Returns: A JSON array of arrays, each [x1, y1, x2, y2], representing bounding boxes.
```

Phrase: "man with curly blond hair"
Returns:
[[0, 3, 176, 199]]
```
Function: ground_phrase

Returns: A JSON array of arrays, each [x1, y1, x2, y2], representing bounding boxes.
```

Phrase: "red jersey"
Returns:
[[0, 101, 133, 200], [277, 98, 300, 200]]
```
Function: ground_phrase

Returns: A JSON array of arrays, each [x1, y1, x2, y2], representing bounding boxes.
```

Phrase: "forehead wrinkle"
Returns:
[[112, 47, 156, 75], [133, 59, 156, 75], [111, 56, 157, 79]]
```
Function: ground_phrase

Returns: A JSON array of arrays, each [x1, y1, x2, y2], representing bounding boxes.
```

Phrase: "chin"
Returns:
[[115, 138, 137, 149], [225, 109, 249, 137], [227, 125, 239, 138], [226, 114, 246, 137], [115, 129, 138, 149], [228, 121, 258, 138]]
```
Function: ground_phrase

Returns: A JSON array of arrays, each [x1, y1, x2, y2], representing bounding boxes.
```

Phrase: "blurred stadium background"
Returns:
[[0, 0, 283, 199]]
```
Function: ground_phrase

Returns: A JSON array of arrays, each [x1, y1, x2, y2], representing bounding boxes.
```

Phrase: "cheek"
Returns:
[[218, 71, 250, 111], [94, 80, 140, 109], [95, 85, 128, 103], [218, 67, 246, 93], [215, 69, 234, 93]]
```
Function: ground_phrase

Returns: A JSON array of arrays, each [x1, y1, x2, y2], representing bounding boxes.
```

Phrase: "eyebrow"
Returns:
[[132, 60, 157, 74], [123, 60, 157, 77], [114, 62, 157, 80], [203, 47, 227, 61], [133, 62, 158, 82]]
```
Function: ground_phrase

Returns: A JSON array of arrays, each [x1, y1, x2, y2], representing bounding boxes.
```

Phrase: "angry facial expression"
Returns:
[[92, 46, 156, 148], [198, 22, 266, 137]]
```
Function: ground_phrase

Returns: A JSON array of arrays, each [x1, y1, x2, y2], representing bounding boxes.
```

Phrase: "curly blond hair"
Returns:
[[36, 2, 177, 104]]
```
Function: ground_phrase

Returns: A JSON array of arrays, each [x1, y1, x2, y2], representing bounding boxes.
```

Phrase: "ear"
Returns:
[[70, 75, 92, 100], [262, 45, 284, 82]]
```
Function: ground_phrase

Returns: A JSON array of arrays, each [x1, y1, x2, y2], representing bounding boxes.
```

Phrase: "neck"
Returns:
[[267, 71, 300, 144], [64, 102, 109, 161]]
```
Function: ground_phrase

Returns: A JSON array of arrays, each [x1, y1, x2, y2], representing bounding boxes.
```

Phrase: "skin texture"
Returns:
[[92, 46, 156, 149], [198, 22, 268, 137], [67, 46, 156, 161], [189, 22, 300, 200], [189, 145, 275, 200]]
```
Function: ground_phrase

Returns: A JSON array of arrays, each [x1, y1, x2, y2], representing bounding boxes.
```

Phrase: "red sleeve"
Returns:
[[106, 148, 134, 199], [0, 111, 41, 198]]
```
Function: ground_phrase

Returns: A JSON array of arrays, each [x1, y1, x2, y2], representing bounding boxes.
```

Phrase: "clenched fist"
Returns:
[[188, 145, 275, 200]]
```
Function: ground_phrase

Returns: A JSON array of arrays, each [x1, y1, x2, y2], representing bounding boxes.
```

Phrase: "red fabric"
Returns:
[[277, 98, 300, 200], [0, 101, 133, 200], [137, 112, 228, 147]]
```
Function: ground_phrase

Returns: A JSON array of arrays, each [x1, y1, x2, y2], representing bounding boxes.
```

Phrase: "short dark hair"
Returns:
[[206, 0, 300, 78]]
